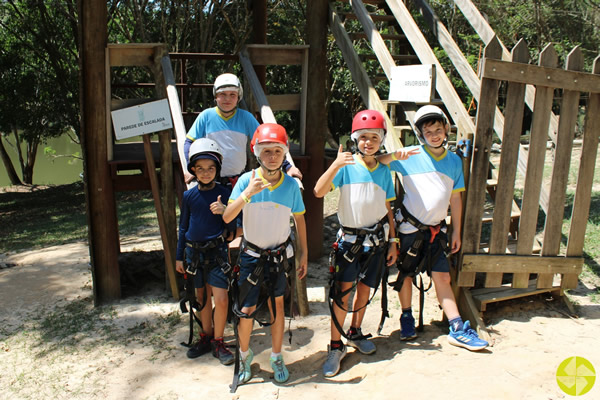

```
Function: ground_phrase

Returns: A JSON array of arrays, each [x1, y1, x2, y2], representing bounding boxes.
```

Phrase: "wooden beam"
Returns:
[[80, 0, 121, 304], [305, 0, 328, 267], [453, 0, 560, 143], [480, 58, 600, 94], [462, 254, 583, 275], [516, 45, 558, 260], [161, 55, 190, 188], [565, 56, 600, 289], [153, 46, 179, 300], [245, 44, 309, 65], [329, 2, 402, 151], [108, 44, 159, 67], [457, 37, 502, 288], [488, 40, 529, 288], [541, 47, 583, 256], [384, 0, 475, 138], [266, 94, 301, 111]]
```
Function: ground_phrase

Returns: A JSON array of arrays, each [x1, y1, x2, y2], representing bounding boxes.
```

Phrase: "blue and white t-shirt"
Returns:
[[186, 107, 259, 177], [230, 169, 305, 255], [390, 145, 465, 234], [332, 155, 396, 233]]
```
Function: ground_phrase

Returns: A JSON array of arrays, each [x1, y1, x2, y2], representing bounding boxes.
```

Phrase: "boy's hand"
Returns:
[[450, 229, 461, 254], [297, 253, 308, 280], [245, 169, 271, 198], [286, 165, 303, 179], [176, 260, 185, 274], [210, 195, 226, 215], [333, 144, 355, 169], [386, 243, 397, 266], [394, 147, 420, 160]]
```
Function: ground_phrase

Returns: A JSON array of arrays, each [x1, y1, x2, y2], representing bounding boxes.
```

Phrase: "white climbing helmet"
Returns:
[[187, 138, 223, 175], [213, 73, 243, 100], [413, 105, 450, 147]]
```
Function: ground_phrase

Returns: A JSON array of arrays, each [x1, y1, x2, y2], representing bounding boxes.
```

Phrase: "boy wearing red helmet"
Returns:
[[379, 105, 488, 351], [314, 110, 416, 378], [223, 123, 308, 386]]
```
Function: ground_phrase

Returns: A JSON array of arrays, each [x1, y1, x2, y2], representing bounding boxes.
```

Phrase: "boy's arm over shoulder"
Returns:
[[314, 144, 354, 198], [376, 146, 420, 165]]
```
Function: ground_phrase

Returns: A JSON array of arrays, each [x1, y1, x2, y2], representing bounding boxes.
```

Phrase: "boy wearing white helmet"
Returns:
[[379, 105, 488, 351], [223, 123, 307, 387], [184, 73, 301, 186], [175, 138, 237, 365]]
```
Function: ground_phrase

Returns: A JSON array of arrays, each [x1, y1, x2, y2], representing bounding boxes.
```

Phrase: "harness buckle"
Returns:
[[429, 225, 441, 243], [406, 247, 419, 257], [343, 251, 355, 263]]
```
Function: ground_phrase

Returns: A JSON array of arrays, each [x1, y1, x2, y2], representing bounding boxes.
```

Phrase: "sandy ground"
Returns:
[[2, 232, 600, 400]]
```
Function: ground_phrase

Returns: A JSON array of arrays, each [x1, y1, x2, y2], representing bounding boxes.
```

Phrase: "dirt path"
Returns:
[[1, 232, 600, 399]]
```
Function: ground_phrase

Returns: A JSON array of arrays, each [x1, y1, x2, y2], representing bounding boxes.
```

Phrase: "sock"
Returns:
[[348, 326, 359, 337], [330, 340, 344, 350], [402, 308, 412, 317], [449, 317, 464, 332], [240, 348, 250, 360], [270, 352, 281, 360]]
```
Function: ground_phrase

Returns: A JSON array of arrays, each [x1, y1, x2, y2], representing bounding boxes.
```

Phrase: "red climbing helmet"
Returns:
[[250, 123, 289, 158], [351, 109, 387, 143]]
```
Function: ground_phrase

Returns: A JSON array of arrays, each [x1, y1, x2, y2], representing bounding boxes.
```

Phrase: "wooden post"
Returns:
[[491, 40, 529, 288], [252, 0, 267, 91], [457, 36, 502, 288], [515, 45, 558, 287], [79, 0, 121, 304], [153, 46, 179, 299], [305, 1, 328, 262]]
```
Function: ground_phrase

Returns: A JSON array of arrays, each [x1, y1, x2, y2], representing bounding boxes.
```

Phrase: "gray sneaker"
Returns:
[[323, 345, 347, 377], [346, 328, 376, 355]]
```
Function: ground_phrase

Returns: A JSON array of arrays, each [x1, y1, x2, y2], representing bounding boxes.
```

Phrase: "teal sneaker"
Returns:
[[448, 320, 489, 351], [346, 328, 376, 355], [238, 348, 254, 383], [270, 354, 290, 383], [322, 344, 347, 377]]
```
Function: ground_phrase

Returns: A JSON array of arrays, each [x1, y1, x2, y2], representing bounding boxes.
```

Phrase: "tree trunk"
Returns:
[[0, 135, 23, 185], [22, 137, 39, 184]]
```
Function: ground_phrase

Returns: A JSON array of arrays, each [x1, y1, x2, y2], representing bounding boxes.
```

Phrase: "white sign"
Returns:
[[388, 64, 436, 103], [111, 99, 173, 140]]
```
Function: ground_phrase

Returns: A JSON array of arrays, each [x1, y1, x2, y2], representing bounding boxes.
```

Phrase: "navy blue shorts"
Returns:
[[333, 241, 385, 289], [184, 244, 230, 290], [398, 231, 449, 274], [237, 252, 288, 308]]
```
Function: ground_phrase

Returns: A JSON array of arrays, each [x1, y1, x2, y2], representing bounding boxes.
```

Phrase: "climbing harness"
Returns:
[[179, 234, 232, 347], [229, 237, 294, 393], [327, 218, 389, 340], [388, 204, 449, 332]]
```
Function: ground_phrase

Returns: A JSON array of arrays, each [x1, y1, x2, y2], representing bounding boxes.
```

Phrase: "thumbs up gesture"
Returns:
[[333, 143, 355, 169], [210, 194, 226, 215]]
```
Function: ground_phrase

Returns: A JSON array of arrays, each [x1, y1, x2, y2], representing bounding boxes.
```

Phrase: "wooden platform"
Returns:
[[469, 280, 561, 312]]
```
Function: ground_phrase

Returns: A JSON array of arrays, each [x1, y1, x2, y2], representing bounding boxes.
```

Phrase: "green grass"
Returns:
[[0, 182, 159, 253]]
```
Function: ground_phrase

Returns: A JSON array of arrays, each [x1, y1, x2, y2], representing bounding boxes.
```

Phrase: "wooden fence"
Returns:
[[457, 37, 600, 310]]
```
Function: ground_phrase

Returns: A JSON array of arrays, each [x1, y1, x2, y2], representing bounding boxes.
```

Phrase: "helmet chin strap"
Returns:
[[197, 180, 215, 189], [216, 104, 237, 116], [256, 157, 281, 176], [352, 139, 382, 158]]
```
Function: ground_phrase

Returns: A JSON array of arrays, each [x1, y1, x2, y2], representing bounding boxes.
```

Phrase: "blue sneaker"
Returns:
[[322, 345, 347, 377], [238, 348, 254, 383], [400, 313, 417, 341], [270, 354, 290, 383], [448, 320, 488, 351], [346, 328, 376, 354]]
